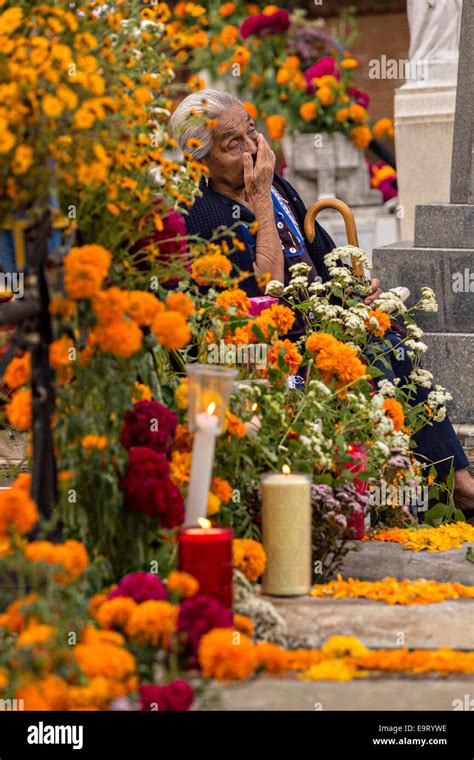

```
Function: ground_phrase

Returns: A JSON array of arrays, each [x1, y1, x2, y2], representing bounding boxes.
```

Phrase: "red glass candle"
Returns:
[[345, 443, 370, 539], [178, 525, 234, 609]]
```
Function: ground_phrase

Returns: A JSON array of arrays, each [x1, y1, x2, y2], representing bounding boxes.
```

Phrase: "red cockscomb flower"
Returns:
[[121, 447, 184, 528], [109, 571, 168, 603], [120, 400, 177, 458], [139, 680, 194, 711], [240, 9, 290, 39], [177, 594, 233, 659]]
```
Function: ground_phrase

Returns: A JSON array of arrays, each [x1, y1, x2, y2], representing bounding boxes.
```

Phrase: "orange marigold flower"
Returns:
[[174, 379, 188, 410], [74, 642, 136, 681], [300, 102, 318, 121], [215, 288, 250, 315], [348, 103, 368, 123], [207, 492, 221, 516], [233, 538, 266, 581], [96, 597, 137, 630], [350, 125, 372, 149], [93, 319, 143, 358], [49, 336, 75, 382], [165, 292, 194, 318], [336, 107, 349, 123], [260, 304, 295, 335], [92, 287, 128, 323], [0, 593, 37, 634], [126, 291, 164, 326], [170, 450, 192, 485], [132, 382, 153, 401], [211, 476, 233, 504], [191, 253, 232, 287], [364, 309, 391, 337], [3, 353, 30, 389], [0, 485, 38, 537], [373, 118, 394, 139], [256, 641, 288, 674], [16, 623, 55, 649], [167, 570, 199, 598], [125, 600, 178, 647], [242, 100, 258, 120], [382, 398, 405, 431], [267, 339, 302, 376], [16, 675, 69, 711], [220, 24, 239, 47], [219, 2, 236, 16], [0, 666, 8, 691], [89, 591, 109, 619], [265, 114, 286, 141], [82, 434, 107, 450], [6, 387, 32, 431], [341, 57, 359, 70], [225, 411, 246, 438], [151, 311, 191, 350], [24, 539, 89, 582], [316, 85, 335, 106], [305, 333, 365, 390], [199, 628, 257, 681], [234, 614, 254, 637], [64, 245, 111, 300]]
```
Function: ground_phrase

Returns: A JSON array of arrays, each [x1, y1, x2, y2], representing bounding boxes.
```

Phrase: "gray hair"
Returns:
[[168, 89, 242, 160]]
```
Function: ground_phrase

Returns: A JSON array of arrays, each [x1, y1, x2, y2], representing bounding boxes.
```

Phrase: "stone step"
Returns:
[[216, 675, 473, 711], [261, 596, 474, 650], [339, 541, 474, 586]]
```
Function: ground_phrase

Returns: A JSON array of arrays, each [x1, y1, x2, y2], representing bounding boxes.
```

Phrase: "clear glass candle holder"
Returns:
[[186, 364, 237, 434]]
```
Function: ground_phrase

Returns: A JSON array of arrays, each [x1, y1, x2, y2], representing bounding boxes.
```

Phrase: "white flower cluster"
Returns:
[[409, 368, 433, 388], [326, 266, 353, 287], [405, 338, 428, 359], [265, 280, 284, 297], [374, 288, 408, 315], [289, 262, 312, 279], [427, 385, 453, 422], [377, 379, 397, 397], [282, 275, 309, 298], [324, 245, 371, 273], [417, 287, 438, 313], [406, 323, 424, 339]]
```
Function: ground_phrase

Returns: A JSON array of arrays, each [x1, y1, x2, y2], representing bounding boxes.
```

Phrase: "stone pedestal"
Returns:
[[373, 237, 474, 423], [394, 70, 458, 240], [283, 132, 381, 209]]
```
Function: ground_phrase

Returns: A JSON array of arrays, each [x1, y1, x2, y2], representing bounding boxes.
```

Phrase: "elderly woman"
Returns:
[[169, 89, 474, 514]]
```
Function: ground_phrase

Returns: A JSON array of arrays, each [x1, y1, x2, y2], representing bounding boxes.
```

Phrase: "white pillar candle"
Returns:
[[184, 407, 219, 527], [261, 469, 311, 596]]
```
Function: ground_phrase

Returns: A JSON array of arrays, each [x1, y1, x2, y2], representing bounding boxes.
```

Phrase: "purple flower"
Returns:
[[348, 86, 370, 109]]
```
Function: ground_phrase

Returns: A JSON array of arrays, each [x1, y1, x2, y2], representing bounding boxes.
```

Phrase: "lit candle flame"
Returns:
[[206, 401, 216, 416], [282, 464, 291, 475], [251, 402, 258, 412], [197, 517, 212, 530]]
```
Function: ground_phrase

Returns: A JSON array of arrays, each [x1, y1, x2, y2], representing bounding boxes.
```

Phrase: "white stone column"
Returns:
[[394, 0, 462, 239]]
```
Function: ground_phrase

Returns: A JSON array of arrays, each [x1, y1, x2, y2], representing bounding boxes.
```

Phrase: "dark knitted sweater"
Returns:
[[183, 173, 336, 297]]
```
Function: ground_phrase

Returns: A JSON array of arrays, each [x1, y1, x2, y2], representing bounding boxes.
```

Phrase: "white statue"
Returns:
[[407, 0, 462, 62]]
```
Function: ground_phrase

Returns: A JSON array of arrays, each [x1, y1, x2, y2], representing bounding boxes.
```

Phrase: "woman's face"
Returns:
[[203, 103, 258, 189]]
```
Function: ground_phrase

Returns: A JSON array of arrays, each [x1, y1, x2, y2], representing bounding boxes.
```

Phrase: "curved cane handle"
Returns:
[[304, 198, 364, 278]]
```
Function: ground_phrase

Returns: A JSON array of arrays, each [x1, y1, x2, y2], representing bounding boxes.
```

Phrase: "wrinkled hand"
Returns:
[[364, 277, 382, 306], [243, 133, 275, 207]]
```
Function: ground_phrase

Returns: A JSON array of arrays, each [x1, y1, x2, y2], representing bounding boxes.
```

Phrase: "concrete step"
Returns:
[[339, 541, 474, 586], [216, 675, 473, 711], [261, 596, 474, 650]]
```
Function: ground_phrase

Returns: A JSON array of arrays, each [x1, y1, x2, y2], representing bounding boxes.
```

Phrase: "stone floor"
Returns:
[[219, 541, 474, 710]]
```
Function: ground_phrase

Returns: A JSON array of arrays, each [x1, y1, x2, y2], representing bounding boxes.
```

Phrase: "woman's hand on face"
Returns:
[[243, 133, 276, 208]]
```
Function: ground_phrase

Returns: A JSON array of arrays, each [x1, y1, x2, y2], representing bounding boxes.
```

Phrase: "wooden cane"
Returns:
[[303, 198, 365, 278]]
